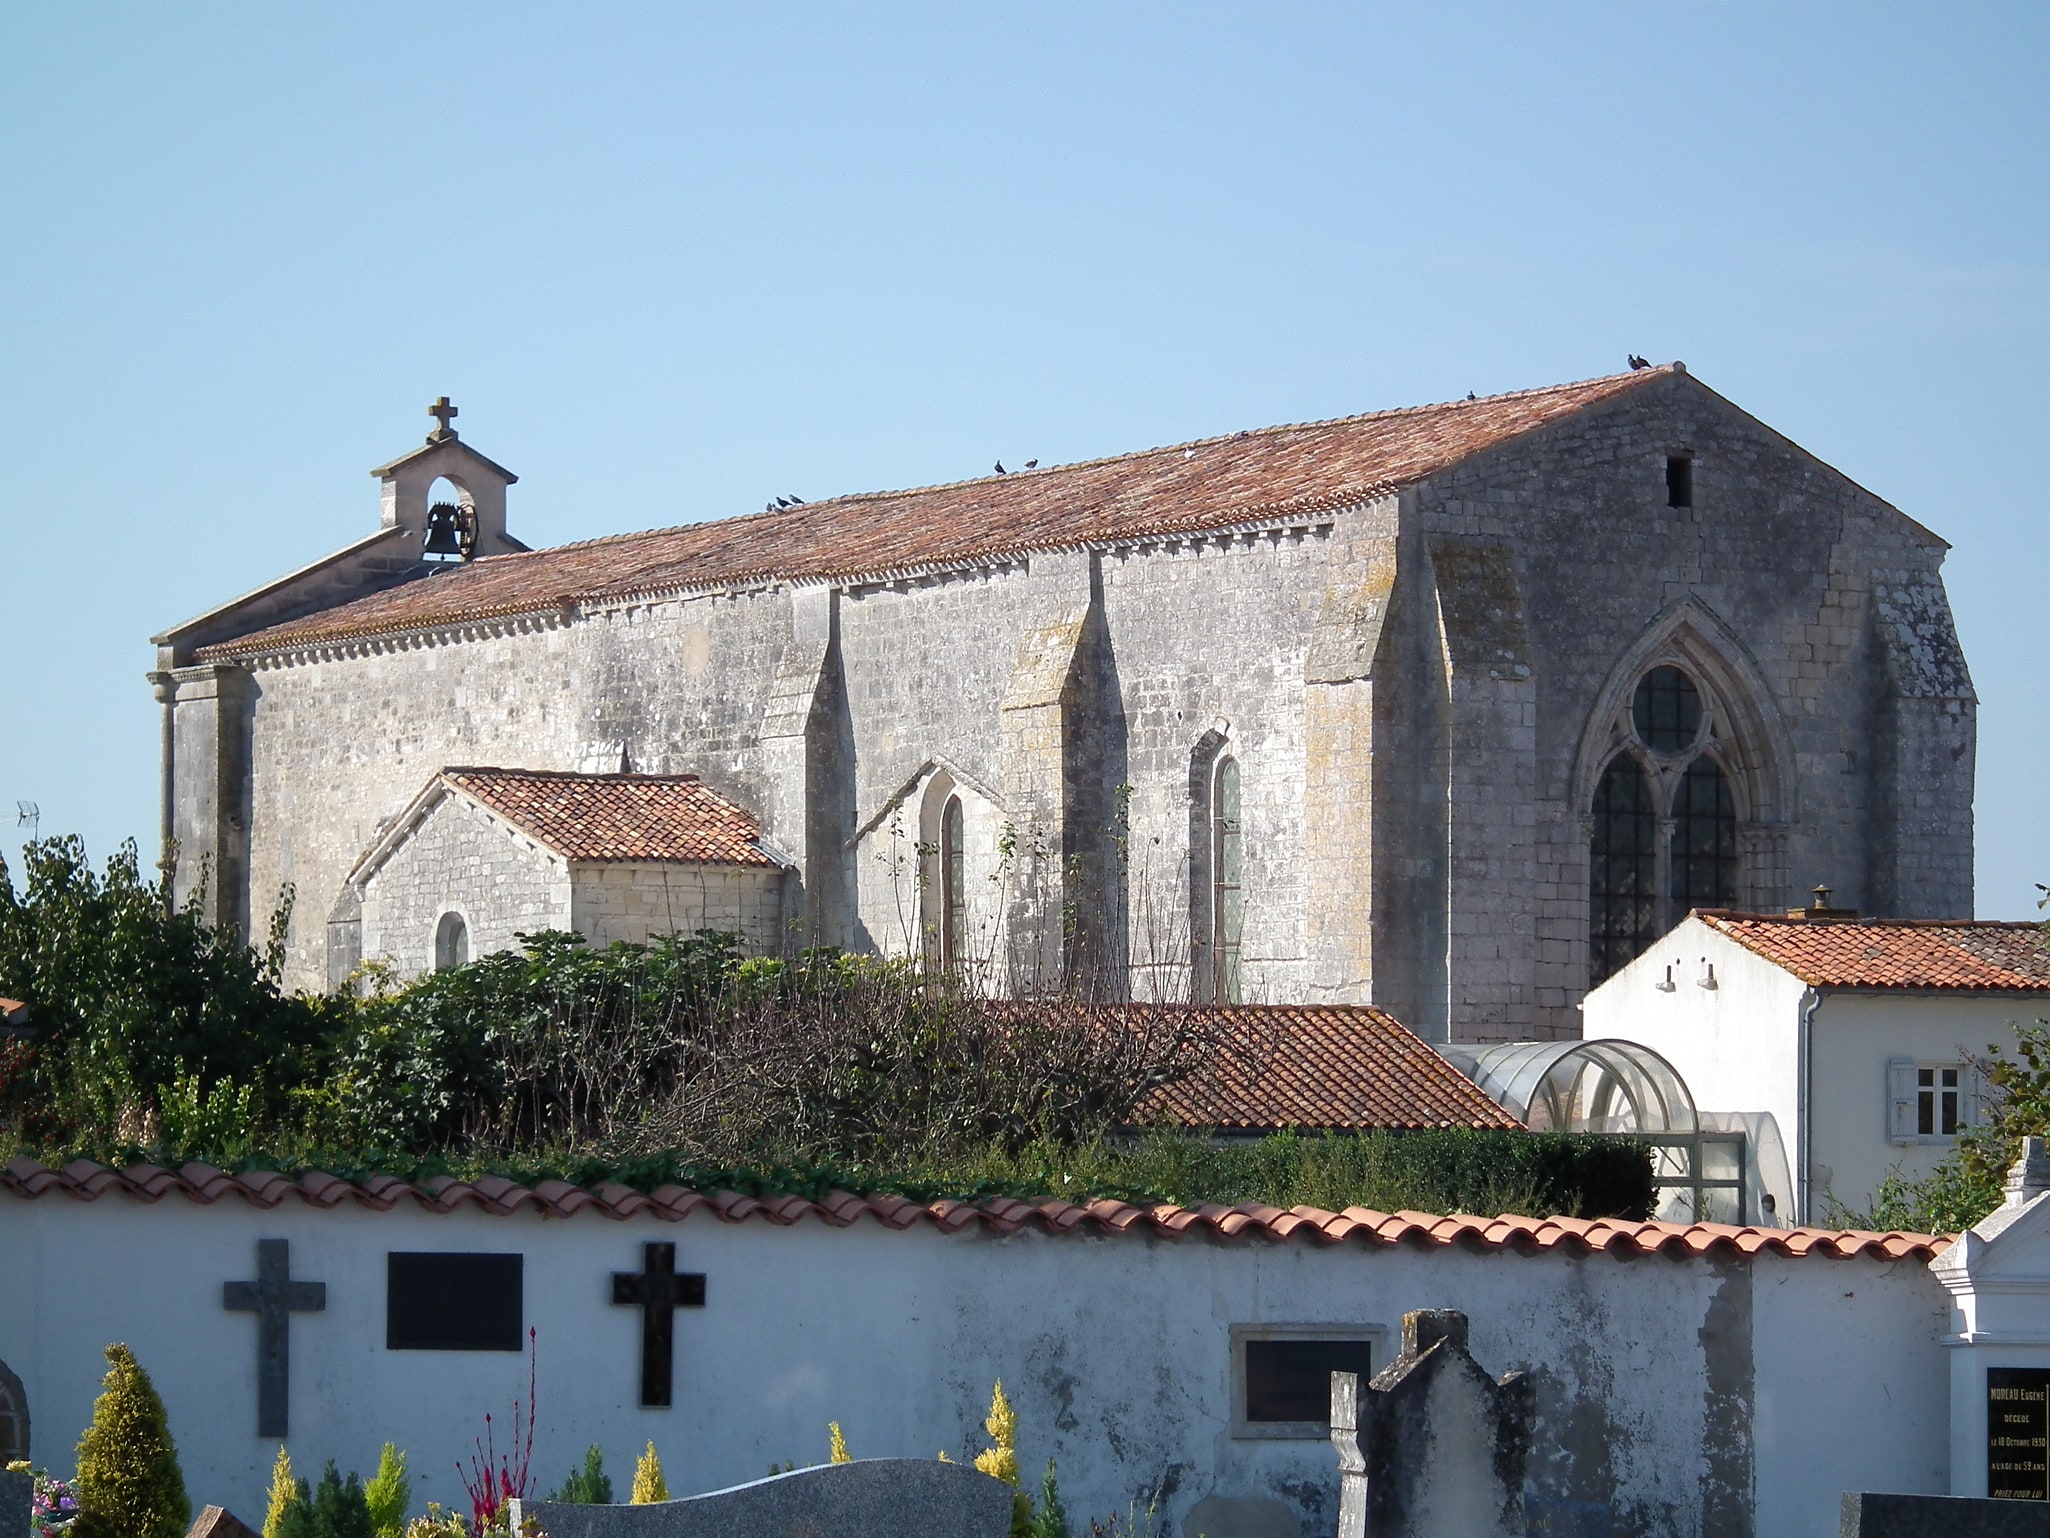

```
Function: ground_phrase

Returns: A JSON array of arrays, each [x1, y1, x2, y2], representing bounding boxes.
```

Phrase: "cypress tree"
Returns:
[[72, 1343, 190, 1538], [308, 1463, 373, 1538]]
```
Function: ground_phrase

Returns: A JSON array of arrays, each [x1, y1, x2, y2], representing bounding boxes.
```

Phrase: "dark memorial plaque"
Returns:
[[1989, 1367, 2050, 1500], [387, 1253, 523, 1351], [1245, 1338, 1373, 1423]]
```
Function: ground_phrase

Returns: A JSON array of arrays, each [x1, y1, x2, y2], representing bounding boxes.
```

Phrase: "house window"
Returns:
[[1889, 1058, 1975, 1144], [1211, 756, 1244, 1004], [939, 794, 966, 970], [1231, 1324, 1384, 1439], [434, 911, 469, 971]]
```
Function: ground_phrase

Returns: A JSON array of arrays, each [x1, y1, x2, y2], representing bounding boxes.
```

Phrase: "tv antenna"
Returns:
[[15, 802, 37, 838]]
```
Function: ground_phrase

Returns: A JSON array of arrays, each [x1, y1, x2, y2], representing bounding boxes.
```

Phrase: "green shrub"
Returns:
[[363, 1443, 410, 1538], [72, 1343, 190, 1538], [547, 1445, 613, 1504]]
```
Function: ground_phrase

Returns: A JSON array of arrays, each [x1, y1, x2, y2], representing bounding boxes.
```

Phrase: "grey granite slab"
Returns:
[[1842, 1492, 2050, 1537], [510, 1458, 1010, 1538]]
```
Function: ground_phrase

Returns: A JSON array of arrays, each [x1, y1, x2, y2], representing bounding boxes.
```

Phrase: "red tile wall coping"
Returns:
[[1, 1156, 1946, 1261]]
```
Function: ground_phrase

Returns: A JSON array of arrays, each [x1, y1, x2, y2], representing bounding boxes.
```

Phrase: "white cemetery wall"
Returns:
[[568, 863, 786, 954], [0, 1187, 1949, 1538]]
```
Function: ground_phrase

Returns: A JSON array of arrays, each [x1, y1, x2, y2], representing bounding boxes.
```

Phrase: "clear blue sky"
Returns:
[[2, 4, 2045, 916]]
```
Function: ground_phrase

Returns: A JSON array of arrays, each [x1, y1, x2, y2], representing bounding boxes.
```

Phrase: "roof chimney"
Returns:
[[1786, 884, 1859, 923]]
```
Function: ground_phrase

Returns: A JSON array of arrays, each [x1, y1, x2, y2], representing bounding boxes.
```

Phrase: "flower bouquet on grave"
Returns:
[[27, 1470, 80, 1536]]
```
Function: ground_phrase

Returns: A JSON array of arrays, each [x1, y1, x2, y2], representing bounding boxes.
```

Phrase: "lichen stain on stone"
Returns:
[[1696, 1256, 1756, 1538]]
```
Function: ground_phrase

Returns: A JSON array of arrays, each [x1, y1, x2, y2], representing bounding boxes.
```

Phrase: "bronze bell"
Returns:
[[424, 500, 474, 559]]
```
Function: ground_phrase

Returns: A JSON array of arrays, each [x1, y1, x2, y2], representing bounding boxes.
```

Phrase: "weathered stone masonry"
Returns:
[[154, 368, 1974, 1039]]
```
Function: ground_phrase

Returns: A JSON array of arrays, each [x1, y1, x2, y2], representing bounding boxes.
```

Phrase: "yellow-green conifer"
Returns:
[[973, 1381, 1019, 1486], [828, 1423, 851, 1464], [630, 1442, 669, 1504], [262, 1446, 298, 1538], [72, 1343, 190, 1538]]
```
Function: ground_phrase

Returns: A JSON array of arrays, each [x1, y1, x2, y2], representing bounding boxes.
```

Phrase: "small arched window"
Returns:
[[434, 911, 469, 971], [1589, 756, 1658, 986], [939, 794, 966, 970], [1211, 757, 1244, 1004]]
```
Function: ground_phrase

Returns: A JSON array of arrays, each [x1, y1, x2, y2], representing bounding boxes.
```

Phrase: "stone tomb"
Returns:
[[509, 1458, 1011, 1538], [1840, 1492, 2050, 1537], [1330, 1309, 1533, 1538]]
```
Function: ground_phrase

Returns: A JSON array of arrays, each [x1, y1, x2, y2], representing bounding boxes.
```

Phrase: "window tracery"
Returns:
[[1588, 665, 1742, 985]]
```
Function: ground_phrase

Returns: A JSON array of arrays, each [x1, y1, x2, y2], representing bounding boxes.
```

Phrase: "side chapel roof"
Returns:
[[1697, 914, 2050, 992], [1131, 1003, 1524, 1132], [198, 367, 1680, 659], [443, 767, 779, 867], [0, 1156, 1946, 1260]]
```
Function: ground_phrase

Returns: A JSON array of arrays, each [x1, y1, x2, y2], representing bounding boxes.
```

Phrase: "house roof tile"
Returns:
[[197, 369, 1673, 660], [0, 1156, 1946, 1259], [1698, 914, 2050, 991], [443, 767, 778, 867], [1135, 1003, 1524, 1132]]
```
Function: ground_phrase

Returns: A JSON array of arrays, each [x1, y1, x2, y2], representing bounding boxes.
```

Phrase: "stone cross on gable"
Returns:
[[428, 396, 458, 439], [612, 1241, 706, 1407], [223, 1238, 326, 1438]]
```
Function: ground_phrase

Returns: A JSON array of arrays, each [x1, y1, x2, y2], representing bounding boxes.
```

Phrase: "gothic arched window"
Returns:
[[1210, 756, 1244, 1004], [434, 911, 469, 971], [1588, 664, 1744, 985], [939, 794, 966, 970]]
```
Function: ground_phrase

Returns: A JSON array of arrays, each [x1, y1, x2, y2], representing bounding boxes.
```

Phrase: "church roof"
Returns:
[[198, 367, 1677, 659], [442, 767, 780, 867], [1698, 913, 2050, 992], [0, 1154, 1948, 1258], [1133, 1003, 1523, 1132]]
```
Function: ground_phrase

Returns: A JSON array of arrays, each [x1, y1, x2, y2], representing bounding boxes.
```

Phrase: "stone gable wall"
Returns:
[[357, 792, 568, 976]]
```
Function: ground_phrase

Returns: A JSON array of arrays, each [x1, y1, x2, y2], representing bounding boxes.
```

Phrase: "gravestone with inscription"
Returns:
[[1840, 1491, 2050, 1536], [1933, 1140, 2050, 1500], [509, 1458, 1010, 1538]]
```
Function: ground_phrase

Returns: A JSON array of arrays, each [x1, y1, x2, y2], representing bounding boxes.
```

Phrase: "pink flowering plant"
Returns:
[[458, 1329, 538, 1534], [23, 1467, 80, 1536]]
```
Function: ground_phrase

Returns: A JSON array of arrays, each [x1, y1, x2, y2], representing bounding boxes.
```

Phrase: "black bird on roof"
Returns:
[[1024, 459, 1037, 470], [787, 494, 806, 505], [1628, 354, 1652, 370], [994, 461, 1006, 474], [774, 496, 792, 508], [1466, 392, 1476, 401]]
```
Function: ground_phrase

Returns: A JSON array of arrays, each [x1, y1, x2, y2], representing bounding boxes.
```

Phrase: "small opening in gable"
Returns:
[[1666, 455, 1694, 509]]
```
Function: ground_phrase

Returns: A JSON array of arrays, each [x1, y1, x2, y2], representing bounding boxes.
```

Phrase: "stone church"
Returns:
[[150, 366, 1974, 1041]]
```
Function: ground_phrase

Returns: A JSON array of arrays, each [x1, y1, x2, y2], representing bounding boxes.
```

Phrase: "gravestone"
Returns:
[[509, 1458, 1011, 1538], [0, 1466, 29, 1538], [1330, 1309, 1533, 1538], [1840, 1491, 2050, 1536]]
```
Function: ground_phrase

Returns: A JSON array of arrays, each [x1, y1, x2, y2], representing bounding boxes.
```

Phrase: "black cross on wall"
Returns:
[[223, 1238, 326, 1438], [611, 1241, 705, 1407]]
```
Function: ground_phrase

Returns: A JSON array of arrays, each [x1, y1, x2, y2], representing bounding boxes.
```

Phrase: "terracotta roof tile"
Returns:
[[1699, 914, 2050, 991], [443, 767, 778, 867], [0, 1156, 1946, 1258], [198, 370, 1671, 660], [1135, 1003, 1524, 1132]]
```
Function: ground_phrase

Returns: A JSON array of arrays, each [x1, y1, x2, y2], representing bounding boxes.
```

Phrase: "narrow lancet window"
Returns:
[[939, 794, 966, 971], [1669, 756, 1736, 914], [1589, 756, 1657, 985], [1666, 454, 1693, 509], [1211, 757, 1244, 1004]]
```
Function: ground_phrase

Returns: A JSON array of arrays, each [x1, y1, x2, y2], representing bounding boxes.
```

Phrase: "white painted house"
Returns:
[[0, 1158, 1949, 1538], [1583, 905, 2050, 1226], [336, 768, 792, 983]]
